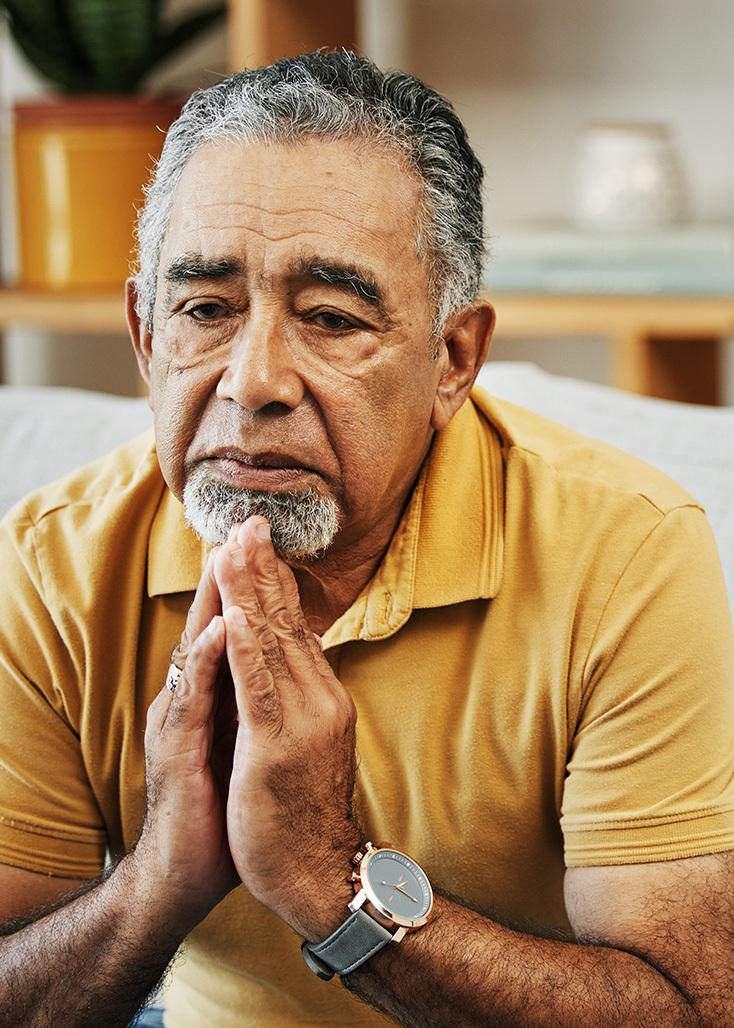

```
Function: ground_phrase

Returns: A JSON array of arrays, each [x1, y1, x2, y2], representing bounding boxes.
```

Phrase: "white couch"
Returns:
[[1, 362, 732, 605]]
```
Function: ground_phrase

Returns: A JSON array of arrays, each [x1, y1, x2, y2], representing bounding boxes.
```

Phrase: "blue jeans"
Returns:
[[130, 1006, 165, 1027]]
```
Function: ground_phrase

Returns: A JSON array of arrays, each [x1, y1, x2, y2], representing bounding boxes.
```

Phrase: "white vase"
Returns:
[[572, 122, 688, 230]]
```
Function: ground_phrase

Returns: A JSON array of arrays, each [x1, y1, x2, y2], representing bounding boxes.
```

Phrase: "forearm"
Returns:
[[0, 855, 192, 1028], [343, 895, 699, 1028]]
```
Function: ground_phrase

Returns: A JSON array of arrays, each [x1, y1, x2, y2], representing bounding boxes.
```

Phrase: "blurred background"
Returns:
[[1, 0, 733, 403]]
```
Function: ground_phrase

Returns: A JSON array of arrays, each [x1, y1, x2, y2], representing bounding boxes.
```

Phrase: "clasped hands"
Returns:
[[135, 516, 360, 941]]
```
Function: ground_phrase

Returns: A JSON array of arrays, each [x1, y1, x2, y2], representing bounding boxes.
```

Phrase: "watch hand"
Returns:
[[393, 882, 419, 902]]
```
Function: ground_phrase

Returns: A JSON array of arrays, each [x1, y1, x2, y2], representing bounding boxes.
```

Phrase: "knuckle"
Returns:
[[187, 630, 208, 662], [248, 664, 274, 694], [290, 618, 312, 653], [259, 625, 280, 654], [269, 607, 293, 637]]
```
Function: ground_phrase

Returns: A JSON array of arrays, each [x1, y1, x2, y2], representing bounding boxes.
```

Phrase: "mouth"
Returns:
[[204, 447, 321, 490]]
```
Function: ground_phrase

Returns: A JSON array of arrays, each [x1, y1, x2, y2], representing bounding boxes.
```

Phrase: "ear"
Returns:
[[431, 300, 495, 431], [125, 277, 153, 394]]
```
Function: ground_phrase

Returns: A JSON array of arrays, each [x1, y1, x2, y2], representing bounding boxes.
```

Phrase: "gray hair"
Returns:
[[134, 49, 485, 342]]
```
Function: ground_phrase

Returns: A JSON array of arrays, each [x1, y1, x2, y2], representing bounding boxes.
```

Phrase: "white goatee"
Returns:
[[182, 464, 340, 561]]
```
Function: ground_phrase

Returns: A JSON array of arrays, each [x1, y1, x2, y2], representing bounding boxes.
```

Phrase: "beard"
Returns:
[[182, 463, 341, 561]]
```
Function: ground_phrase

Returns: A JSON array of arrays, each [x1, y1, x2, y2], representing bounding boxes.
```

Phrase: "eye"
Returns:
[[184, 302, 229, 323], [311, 310, 358, 331]]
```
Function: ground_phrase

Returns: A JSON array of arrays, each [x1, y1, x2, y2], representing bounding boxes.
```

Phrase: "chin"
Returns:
[[182, 467, 341, 560]]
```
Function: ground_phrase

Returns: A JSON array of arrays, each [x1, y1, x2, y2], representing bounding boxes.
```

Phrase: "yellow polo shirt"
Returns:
[[1, 387, 733, 1027]]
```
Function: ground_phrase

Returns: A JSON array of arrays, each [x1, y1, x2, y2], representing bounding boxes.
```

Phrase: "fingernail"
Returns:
[[256, 521, 271, 542], [228, 522, 239, 542]]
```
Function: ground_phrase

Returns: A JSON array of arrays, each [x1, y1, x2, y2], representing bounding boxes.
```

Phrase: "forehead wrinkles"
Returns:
[[160, 141, 430, 300], [189, 200, 390, 247]]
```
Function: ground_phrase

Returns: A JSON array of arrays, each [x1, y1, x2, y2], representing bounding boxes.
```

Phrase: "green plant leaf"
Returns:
[[64, 0, 157, 91], [152, 3, 226, 68], [1, 0, 89, 91], [2, 0, 225, 94]]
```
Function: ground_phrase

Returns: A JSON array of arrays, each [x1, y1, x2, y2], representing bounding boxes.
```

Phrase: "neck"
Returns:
[[292, 437, 436, 635], [292, 520, 400, 636]]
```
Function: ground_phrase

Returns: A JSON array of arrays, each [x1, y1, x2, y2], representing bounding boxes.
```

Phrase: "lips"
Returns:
[[204, 447, 320, 489], [207, 447, 315, 471]]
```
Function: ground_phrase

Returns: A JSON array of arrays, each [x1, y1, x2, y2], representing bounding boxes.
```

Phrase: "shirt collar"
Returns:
[[147, 482, 206, 598], [322, 391, 505, 648], [146, 391, 506, 636]]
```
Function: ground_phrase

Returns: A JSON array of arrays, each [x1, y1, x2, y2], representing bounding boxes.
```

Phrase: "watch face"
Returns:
[[361, 848, 433, 927]]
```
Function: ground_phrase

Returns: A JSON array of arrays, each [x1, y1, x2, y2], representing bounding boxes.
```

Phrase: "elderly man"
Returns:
[[0, 50, 733, 1027]]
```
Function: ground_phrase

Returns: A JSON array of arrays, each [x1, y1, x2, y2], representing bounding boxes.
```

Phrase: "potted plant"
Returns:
[[1, 0, 225, 290]]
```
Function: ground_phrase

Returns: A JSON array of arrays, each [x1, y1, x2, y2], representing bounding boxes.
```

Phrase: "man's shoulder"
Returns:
[[470, 386, 699, 517], [1, 430, 165, 574], [7, 429, 161, 529]]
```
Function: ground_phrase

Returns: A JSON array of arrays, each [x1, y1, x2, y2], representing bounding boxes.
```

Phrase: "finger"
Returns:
[[171, 548, 222, 670], [163, 615, 226, 735], [239, 518, 324, 681], [237, 519, 332, 683], [276, 559, 331, 669], [214, 537, 266, 632], [214, 533, 291, 684], [146, 681, 174, 738], [223, 605, 282, 732]]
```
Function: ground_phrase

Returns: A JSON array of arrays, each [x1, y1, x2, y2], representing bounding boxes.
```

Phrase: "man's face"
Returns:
[[139, 137, 450, 560]]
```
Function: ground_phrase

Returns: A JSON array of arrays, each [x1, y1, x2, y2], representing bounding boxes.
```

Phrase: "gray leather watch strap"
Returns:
[[301, 908, 394, 980]]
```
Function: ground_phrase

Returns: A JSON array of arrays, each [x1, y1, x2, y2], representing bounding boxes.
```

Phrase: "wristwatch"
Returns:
[[301, 841, 434, 980]]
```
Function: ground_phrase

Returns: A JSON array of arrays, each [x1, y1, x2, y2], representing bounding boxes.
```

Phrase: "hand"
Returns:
[[132, 548, 239, 931], [214, 517, 361, 941]]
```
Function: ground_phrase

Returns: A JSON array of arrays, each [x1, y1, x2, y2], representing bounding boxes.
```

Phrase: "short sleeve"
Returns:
[[561, 504, 734, 866], [0, 504, 106, 877]]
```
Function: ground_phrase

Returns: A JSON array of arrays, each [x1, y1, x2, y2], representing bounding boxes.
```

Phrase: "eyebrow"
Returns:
[[163, 254, 245, 303], [293, 257, 390, 324], [162, 252, 391, 325]]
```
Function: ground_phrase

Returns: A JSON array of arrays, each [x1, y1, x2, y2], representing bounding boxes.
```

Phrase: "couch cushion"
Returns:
[[0, 386, 151, 517], [477, 362, 734, 604]]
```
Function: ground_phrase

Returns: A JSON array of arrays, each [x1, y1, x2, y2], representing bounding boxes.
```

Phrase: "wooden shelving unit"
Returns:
[[491, 292, 734, 405]]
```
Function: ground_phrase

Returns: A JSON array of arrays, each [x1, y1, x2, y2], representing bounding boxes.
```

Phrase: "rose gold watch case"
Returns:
[[348, 842, 434, 931]]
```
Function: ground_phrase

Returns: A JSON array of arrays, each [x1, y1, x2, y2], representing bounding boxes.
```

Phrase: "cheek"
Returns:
[[320, 361, 437, 496], [150, 360, 219, 495]]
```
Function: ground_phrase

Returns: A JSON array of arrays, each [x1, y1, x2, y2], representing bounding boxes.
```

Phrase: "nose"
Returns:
[[216, 307, 305, 412]]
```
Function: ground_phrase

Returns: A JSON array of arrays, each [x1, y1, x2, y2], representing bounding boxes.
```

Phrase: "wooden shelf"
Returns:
[[490, 291, 734, 405], [0, 287, 127, 335], [491, 292, 734, 339]]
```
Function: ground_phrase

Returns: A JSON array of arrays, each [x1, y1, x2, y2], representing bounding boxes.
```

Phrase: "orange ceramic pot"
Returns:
[[13, 96, 181, 290]]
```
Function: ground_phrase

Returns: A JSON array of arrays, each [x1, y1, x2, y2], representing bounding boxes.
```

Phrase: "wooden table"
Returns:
[[490, 292, 734, 405]]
